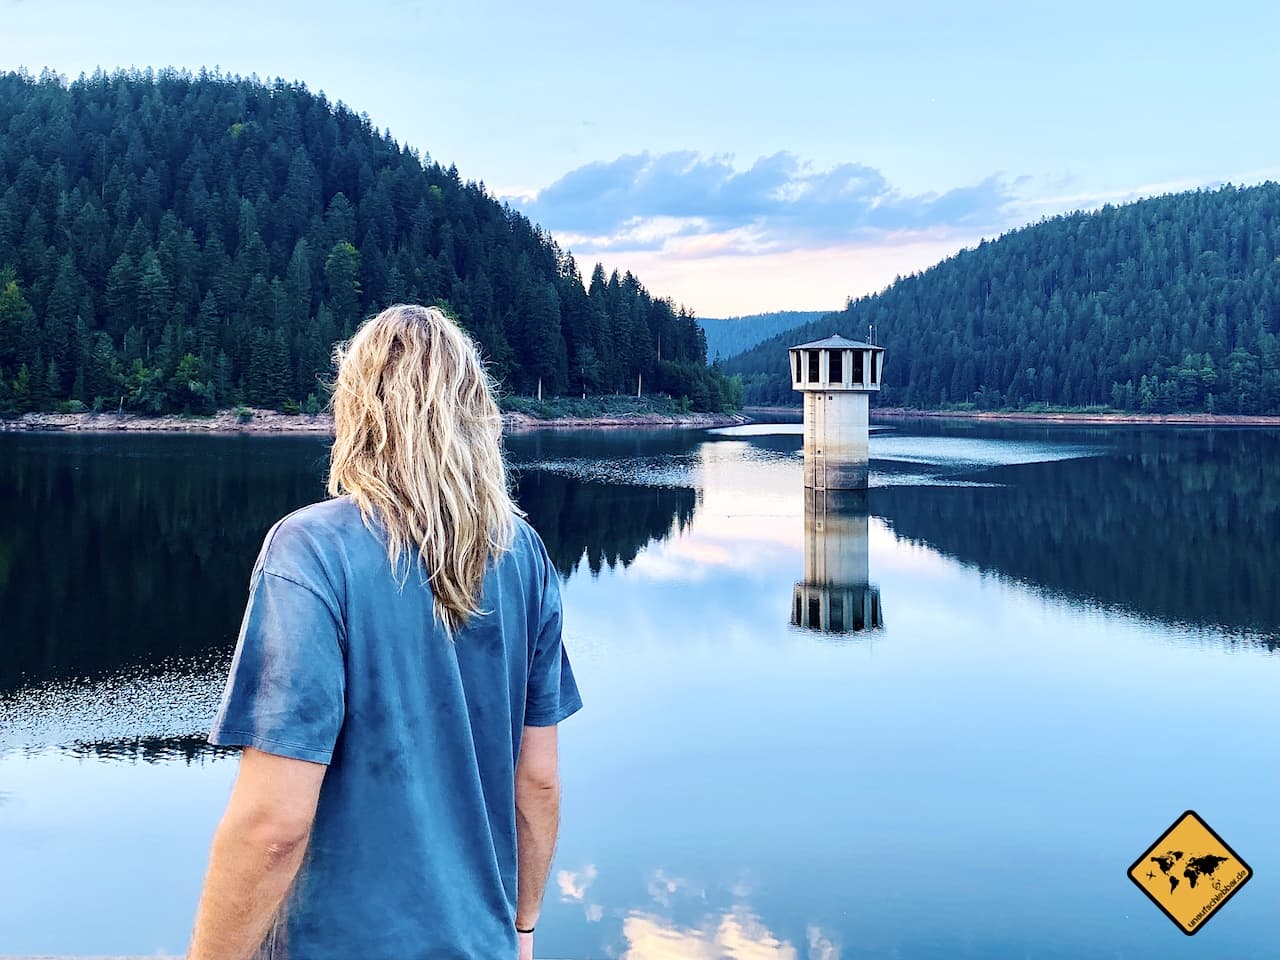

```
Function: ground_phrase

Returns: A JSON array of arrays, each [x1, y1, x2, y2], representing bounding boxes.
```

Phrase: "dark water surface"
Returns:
[[1, 421, 1277, 958]]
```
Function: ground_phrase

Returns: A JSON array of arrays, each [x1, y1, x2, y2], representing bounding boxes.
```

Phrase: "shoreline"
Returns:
[[744, 405, 1280, 427], [0, 408, 750, 436], [873, 407, 1280, 426], [503, 410, 748, 430], [11, 404, 1278, 433]]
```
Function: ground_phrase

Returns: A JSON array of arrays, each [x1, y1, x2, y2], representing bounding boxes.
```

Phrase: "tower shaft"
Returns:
[[803, 390, 870, 490]]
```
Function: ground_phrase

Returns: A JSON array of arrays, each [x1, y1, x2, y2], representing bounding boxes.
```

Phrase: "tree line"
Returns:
[[0, 69, 740, 416], [726, 183, 1280, 414]]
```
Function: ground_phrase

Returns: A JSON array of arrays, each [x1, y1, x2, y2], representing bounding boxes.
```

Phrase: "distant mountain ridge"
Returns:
[[724, 183, 1280, 414], [699, 310, 830, 361]]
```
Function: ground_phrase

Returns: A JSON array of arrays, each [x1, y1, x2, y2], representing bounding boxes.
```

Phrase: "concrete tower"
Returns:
[[789, 334, 885, 490], [791, 489, 884, 634]]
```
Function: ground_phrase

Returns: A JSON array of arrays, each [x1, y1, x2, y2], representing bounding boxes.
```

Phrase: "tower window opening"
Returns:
[[852, 353, 864, 385], [829, 351, 843, 383], [870, 354, 879, 385], [792, 353, 800, 383], [807, 351, 820, 383]]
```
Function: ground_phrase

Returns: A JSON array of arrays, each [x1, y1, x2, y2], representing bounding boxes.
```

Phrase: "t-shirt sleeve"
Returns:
[[209, 526, 347, 764], [525, 530, 583, 727]]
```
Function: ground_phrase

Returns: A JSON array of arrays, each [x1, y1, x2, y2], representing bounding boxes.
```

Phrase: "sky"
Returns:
[[6, 0, 1280, 316]]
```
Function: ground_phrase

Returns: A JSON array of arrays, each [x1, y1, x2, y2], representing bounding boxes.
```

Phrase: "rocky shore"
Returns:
[[0, 408, 749, 435], [502, 410, 748, 430]]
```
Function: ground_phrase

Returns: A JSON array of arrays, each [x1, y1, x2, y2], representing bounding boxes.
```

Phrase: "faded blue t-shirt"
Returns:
[[208, 495, 582, 960]]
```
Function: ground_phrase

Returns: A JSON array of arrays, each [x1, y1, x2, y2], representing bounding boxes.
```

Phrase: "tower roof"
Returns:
[[790, 334, 883, 351]]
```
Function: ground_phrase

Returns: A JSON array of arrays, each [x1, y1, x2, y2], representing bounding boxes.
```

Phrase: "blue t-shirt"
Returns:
[[208, 495, 582, 959]]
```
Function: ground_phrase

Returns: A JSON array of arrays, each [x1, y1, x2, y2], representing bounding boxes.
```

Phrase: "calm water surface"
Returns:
[[1, 421, 1277, 958]]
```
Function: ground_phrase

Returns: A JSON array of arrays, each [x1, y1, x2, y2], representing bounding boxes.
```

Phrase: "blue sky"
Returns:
[[7, 0, 1279, 314]]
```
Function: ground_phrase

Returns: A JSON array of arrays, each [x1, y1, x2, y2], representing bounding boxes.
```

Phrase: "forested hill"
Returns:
[[725, 183, 1280, 414], [0, 70, 736, 415], [699, 310, 829, 361]]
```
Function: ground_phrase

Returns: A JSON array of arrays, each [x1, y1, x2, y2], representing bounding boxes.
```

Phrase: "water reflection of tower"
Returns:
[[792, 488, 884, 634]]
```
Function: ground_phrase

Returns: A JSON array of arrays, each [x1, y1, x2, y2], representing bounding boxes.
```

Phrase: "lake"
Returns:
[[1, 420, 1277, 959]]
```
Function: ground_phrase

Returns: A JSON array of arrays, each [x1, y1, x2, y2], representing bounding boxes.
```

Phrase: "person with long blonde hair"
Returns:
[[187, 304, 582, 960]]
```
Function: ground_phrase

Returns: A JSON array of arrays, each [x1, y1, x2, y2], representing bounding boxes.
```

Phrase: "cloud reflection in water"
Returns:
[[621, 906, 840, 960]]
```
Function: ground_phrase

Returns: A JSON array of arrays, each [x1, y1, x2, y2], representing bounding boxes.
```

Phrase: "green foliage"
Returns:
[[10, 363, 32, 412], [0, 273, 37, 373], [123, 358, 166, 413], [0, 70, 729, 415], [323, 241, 362, 337], [234, 405, 254, 423], [726, 184, 1280, 414], [166, 352, 216, 414]]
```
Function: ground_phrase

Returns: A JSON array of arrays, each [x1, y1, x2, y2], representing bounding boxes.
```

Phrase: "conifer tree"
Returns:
[[0, 69, 730, 414]]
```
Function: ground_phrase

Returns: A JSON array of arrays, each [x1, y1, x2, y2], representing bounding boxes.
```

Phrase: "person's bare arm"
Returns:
[[515, 724, 561, 956], [186, 747, 326, 960]]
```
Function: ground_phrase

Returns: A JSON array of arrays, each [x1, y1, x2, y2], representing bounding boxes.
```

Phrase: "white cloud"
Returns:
[[511, 154, 1280, 315], [512, 151, 1015, 256]]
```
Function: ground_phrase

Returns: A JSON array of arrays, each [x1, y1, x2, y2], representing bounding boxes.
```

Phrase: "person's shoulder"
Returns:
[[503, 514, 556, 580], [510, 513, 550, 559], [266, 496, 356, 548], [511, 512, 537, 544], [257, 497, 364, 583], [274, 495, 362, 537]]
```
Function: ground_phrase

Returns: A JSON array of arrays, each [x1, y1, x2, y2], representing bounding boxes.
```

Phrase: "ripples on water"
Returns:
[[0, 655, 231, 753], [513, 456, 704, 490], [517, 431, 1102, 492]]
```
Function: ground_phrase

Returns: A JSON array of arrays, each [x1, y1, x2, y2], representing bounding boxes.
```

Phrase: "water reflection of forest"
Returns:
[[6, 427, 1276, 694], [873, 430, 1280, 645], [56, 736, 241, 764], [513, 471, 696, 577], [0, 435, 697, 690], [0, 435, 331, 690]]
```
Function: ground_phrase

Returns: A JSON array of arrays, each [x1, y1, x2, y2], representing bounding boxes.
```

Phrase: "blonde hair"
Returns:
[[326, 304, 519, 634]]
